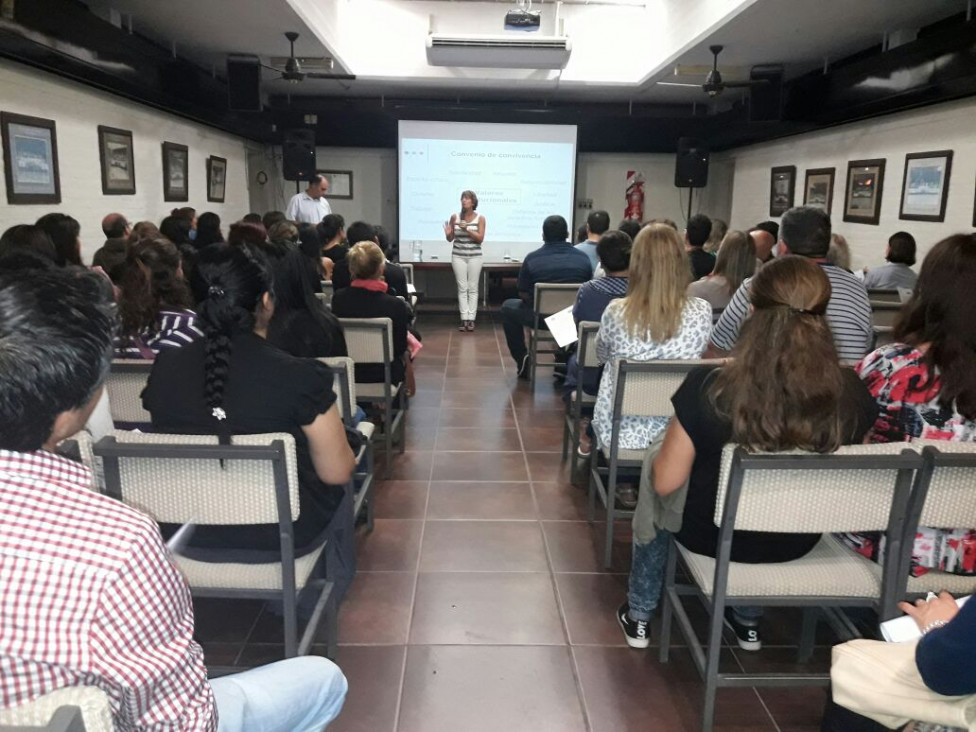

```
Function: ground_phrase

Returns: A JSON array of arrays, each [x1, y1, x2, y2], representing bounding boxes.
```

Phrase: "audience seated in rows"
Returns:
[[618, 256, 878, 651], [101, 212, 130, 240], [128, 219, 160, 243], [92, 237, 129, 285], [684, 213, 716, 281], [575, 209, 610, 274], [227, 220, 268, 248], [863, 231, 918, 291], [36, 212, 83, 267], [268, 219, 300, 245], [242, 212, 263, 224], [709, 207, 873, 361], [262, 210, 287, 231], [501, 214, 593, 377], [686, 229, 756, 310], [195, 211, 224, 248], [319, 213, 348, 264], [0, 265, 348, 730], [0, 224, 57, 264], [331, 220, 409, 298]]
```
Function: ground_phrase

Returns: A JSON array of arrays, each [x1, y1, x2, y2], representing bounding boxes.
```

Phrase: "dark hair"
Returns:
[[227, 221, 268, 247], [35, 213, 82, 266], [345, 220, 374, 247], [0, 225, 57, 263], [711, 230, 756, 295], [587, 210, 611, 236], [242, 213, 263, 224], [320, 214, 348, 244], [92, 238, 129, 283], [596, 230, 632, 272], [310, 173, 327, 187], [618, 219, 642, 240], [753, 220, 780, 240], [543, 215, 569, 242], [263, 211, 287, 230], [895, 233, 976, 420], [195, 212, 224, 248], [128, 221, 160, 243], [102, 213, 129, 239], [375, 225, 392, 255], [117, 238, 192, 343], [159, 215, 192, 246], [576, 224, 588, 244], [268, 220, 299, 244], [686, 213, 712, 248], [887, 231, 917, 266], [0, 267, 116, 451], [461, 190, 479, 210], [645, 218, 678, 231], [171, 207, 196, 223], [780, 206, 831, 257], [0, 250, 56, 273], [267, 248, 344, 356], [196, 246, 273, 418]]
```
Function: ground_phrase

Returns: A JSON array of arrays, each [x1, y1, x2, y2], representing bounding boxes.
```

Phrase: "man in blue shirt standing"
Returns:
[[500, 215, 593, 378]]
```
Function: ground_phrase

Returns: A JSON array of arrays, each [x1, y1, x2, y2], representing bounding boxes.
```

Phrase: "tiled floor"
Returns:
[[193, 313, 833, 731]]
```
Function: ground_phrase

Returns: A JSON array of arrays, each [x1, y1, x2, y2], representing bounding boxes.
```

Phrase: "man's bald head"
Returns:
[[749, 229, 777, 262], [101, 213, 130, 239]]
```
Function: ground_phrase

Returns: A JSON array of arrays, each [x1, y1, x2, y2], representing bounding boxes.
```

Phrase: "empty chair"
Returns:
[[530, 282, 583, 384]]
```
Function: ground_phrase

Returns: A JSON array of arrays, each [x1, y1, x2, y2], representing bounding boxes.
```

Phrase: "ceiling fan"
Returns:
[[264, 32, 356, 83], [656, 45, 767, 97]]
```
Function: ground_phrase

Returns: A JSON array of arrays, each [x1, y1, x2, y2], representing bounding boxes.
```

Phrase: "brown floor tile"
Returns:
[[533, 482, 591, 520], [375, 450, 432, 481], [398, 645, 587, 731], [356, 519, 424, 571], [440, 387, 513, 409], [431, 451, 529, 481], [759, 686, 829, 731], [338, 572, 416, 644], [331, 645, 406, 732], [192, 598, 264, 644], [511, 387, 569, 411], [555, 573, 630, 646], [525, 450, 574, 482], [437, 406, 516, 428], [519, 424, 569, 452], [420, 520, 548, 572], [434, 427, 523, 451], [409, 572, 564, 645], [372, 480, 429, 519], [426, 482, 535, 520], [731, 645, 832, 676], [542, 520, 632, 573], [408, 388, 442, 407]]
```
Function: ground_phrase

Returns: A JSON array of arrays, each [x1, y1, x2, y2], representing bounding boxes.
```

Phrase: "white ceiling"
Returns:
[[87, 0, 966, 104]]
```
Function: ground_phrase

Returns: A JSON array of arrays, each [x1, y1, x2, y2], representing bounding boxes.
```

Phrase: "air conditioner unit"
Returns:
[[426, 34, 571, 69]]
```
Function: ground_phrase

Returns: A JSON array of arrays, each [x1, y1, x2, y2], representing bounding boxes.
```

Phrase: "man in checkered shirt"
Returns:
[[0, 265, 347, 730]]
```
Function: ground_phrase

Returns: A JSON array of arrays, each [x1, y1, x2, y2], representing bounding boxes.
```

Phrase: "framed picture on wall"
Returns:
[[803, 167, 835, 214], [843, 158, 886, 225], [98, 126, 136, 195], [1, 112, 61, 204], [207, 156, 227, 203], [899, 150, 952, 222], [769, 166, 796, 217], [162, 141, 189, 202], [317, 169, 353, 199]]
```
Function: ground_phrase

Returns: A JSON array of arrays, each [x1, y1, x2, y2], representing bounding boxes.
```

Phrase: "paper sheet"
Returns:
[[544, 305, 578, 348], [880, 594, 969, 642]]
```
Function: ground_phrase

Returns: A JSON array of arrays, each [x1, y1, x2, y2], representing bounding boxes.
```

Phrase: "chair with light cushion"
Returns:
[[658, 443, 922, 732], [0, 686, 112, 732], [105, 359, 153, 429], [870, 300, 903, 328], [317, 281, 334, 308], [561, 320, 600, 477], [92, 431, 341, 662], [529, 283, 583, 385]]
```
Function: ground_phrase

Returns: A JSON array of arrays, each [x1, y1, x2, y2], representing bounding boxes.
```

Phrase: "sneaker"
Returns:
[[723, 608, 762, 651], [576, 419, 592, 458], [516, 354, 531, 380], [616, 603, 650, 649]]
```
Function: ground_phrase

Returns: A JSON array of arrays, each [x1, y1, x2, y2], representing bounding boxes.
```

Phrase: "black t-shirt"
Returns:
[[142, 332, 341, 556], [322, 244, 349, 263], [671, 365, 879, 563], [267, 307, 348, 359], [330, 286, 410, 385], [688, 247, 716, 281]]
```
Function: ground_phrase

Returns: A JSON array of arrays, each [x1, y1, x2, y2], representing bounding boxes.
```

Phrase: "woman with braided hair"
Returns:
[[143, 245, 355, 557]]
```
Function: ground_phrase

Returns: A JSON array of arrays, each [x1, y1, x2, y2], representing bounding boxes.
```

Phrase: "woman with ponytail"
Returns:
[[616, 256, 878, 651], [142, 245, 355, 556]]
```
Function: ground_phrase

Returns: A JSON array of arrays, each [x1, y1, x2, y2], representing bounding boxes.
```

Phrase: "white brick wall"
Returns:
[[0, 59, 250, 262]]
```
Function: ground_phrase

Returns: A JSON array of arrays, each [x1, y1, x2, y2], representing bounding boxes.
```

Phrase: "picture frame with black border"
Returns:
[[317, 169, 353, 200], [162, 141, 189, 202], [803, 167, 835, 214], [98, 125, 136, 195], [207, 155, 227, 203], [1, 112, 61, 205], [769, 165, 796, 217], [899, 150, 953, 223], [843, 158, 886, 226]]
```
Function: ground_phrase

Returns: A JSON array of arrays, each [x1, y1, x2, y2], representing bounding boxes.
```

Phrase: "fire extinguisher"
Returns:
[[624, 170, 645, 221]]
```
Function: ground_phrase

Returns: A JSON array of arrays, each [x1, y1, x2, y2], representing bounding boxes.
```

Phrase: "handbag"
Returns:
[[831, 638, 976, 731]]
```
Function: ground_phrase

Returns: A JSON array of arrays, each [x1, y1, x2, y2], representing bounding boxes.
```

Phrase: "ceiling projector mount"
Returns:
[[505, 0, 541, 30]]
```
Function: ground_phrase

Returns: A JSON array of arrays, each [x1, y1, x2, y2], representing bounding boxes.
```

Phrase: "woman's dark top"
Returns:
[[331, 259, 409, 299], [322, 244, 349, 263], [330, 285, 409, 385], [268, 307, 348, 359], [142, 331, 341, 557], [671, 365, 878, 563], [916, 595, 976, 696]]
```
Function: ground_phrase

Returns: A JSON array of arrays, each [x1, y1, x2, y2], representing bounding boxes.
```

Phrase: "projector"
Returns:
[[504, 9, 541, 30]]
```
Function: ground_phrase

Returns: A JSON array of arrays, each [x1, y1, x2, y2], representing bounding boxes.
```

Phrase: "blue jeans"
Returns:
[[211, 656, 347, 731], [626, 531, 762, 623]]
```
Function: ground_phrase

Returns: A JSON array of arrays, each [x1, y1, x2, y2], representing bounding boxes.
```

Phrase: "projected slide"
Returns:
[[399, 121, 578, 262]]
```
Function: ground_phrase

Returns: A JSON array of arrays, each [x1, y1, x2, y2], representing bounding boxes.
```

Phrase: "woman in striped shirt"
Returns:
[[444, 190, 486, 331]]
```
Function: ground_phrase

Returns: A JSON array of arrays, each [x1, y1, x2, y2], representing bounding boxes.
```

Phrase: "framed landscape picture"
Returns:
[[899, 150, 952, 222], [769, 166, 796, 217], [98, 125, 135, 195], [207, 155, 227, 203], [803, 167, 835, 214], [318, 169, 353, 199], [1, 112, 61, 204], [843, 159, 886, 225], [162, 141, 188, 202]]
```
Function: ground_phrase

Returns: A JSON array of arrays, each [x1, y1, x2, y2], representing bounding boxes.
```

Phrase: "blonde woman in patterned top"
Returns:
[[444, 190, 486, 332]]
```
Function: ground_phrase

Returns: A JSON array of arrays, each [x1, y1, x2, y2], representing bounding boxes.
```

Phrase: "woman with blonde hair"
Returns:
[[703, 217, 728, 254], [687, 229, 756, 309], [616, 256, 878, 651]]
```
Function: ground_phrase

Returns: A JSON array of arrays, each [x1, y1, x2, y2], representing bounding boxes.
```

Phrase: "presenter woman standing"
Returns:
[[444, 190, 486, 332]]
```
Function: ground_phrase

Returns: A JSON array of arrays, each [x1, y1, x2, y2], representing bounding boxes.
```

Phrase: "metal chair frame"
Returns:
[[529, 283, 583, 385], [561, 321, 600, 478]]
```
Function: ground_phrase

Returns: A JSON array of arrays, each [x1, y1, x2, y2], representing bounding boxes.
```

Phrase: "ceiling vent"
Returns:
[[426, 34, 571, 69]]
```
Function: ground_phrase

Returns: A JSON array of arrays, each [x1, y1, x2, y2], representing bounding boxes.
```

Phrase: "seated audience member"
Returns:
[[685, 213, 716, 280], [375, 224, 398, 262], [827, 233, 852, 270], [35, 212, 83, 266], [298, 223, 329, 280], [331, 241, 412, 387], [332, 221, 409, 298], [101, 212, 130, 240], [171, 206, 197, 235], [160, 214, 193, 248], [863, 231, 918, 291], [709, 207, 873, 361], [703, 217, 728, 254], [227, 221, 268, 247], [500, 215, 593, 377], [242, 212, 263, 224], [128, 220, 160, 243], [194, 212, 224, 248], [262, 210, 287, 231], [687, 230, 756, 310], [618, 257, 877, 652], [646, 217, 679, 231], [575, 224, 588, 244], [268, 248, 348, 359], [751, 220, 779, 264], [0, 265, 348, 731], [91, 237, 129, 285], [0, 224, 57, 263], [319, 214, 349, 264], [268, 220, 300, 245], [618, 218, 642, 241], [115, 238, 202, 358], [575, 210, 610, 274]]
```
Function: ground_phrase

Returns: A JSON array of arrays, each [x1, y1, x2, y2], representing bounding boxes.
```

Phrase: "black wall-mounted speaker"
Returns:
[[227, 55, 262, 112], [674, 137, 709, 188], [282, 129, 317, 181]]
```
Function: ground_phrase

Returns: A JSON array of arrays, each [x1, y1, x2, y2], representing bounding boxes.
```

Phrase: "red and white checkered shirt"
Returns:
[[0, 449, 217, 730]]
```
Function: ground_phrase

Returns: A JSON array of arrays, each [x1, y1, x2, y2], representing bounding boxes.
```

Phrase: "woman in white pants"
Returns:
[[444, 190, 486, 331]]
